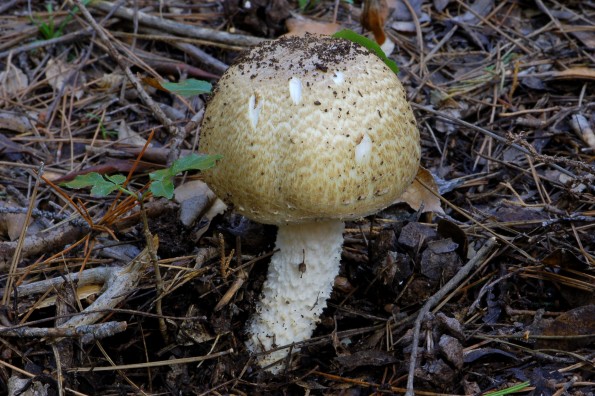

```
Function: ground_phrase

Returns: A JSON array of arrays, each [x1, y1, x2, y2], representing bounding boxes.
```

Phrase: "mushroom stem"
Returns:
[[245, 220, 345, 372]]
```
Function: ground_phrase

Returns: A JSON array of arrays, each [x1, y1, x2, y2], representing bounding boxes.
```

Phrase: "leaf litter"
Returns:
[[0, 0, 593, 395]]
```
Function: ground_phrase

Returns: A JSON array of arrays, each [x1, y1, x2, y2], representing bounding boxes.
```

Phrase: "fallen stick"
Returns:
[[91, 1, 266, 48], [0, 321, 127, 344], [12, 237, 156, 331], [405, 237, 498, 396]]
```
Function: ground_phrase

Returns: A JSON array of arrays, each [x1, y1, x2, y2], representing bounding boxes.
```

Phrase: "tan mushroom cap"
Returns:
[[200, 34, 421, 225]]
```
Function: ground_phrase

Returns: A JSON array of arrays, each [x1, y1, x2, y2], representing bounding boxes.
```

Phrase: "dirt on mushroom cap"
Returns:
[[200, 34, 421, 225]]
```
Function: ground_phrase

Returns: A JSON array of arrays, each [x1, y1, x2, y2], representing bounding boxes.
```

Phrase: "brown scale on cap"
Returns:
[[200, 34, 420, 225]]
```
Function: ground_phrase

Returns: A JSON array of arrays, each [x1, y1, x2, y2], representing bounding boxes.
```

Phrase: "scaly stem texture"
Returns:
[[245, 220, 345, 372]]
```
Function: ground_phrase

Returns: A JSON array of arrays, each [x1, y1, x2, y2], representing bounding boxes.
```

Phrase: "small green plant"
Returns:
[[31, 1, 89, 40], [62, 153, 222, 200], [85, 113, 117, 140], [34, 3, 60, 40]]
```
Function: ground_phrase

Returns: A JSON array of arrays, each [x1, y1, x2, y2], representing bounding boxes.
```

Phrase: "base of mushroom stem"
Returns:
[[245, 220, 345, 373]]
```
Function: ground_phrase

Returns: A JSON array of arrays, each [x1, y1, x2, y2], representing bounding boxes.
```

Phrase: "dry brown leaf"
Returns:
[[174, 180, 226, 228], [46, 58, 85, 99], [537, 305, 595, 350], [570, 113, 595, 151], [0, 65, 28, 96], [0, 200, 30, 241], [395, 167, 445, 214], [97, 72, 126, 92], [362, 0, 389, 44], [551, 67, 595, 81], [117, 120, 149, 147], [36, 284, 103, 310], [284, 16, 341, 37], [0, 110, 34, 133]]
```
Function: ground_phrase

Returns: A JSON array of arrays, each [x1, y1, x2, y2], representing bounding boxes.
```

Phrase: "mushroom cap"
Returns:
[[200, 34, 421, 225]]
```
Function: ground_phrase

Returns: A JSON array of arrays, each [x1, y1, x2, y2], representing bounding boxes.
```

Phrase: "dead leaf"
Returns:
[[35, 284, 103, 310], [485, 201, 545, 226], [0, 110, 34, 133], [463, 348, 517, 363], [46, 58, 85, 99], [118, 120, 149, 147], [537, 305, 595, 350], [397, 222, 438, 250], [390, 0, 422, 20], [141, 76, 170, 93], [439, 334, 464, 369], [174, 180, 227, 237], [420, 238, 462, 283], [362, 0, 392, 53], [437, 219, 468, 258], [0, 200, 30, 241], [0, 65, 28, 96], [174, 180, 217, 227], [451, 0, 494, 24], [97, 72, 126, 91], [550, 67, 595, 81], [334, 349, 397, 370], [395, 167, 445, 214], [570, 113, 595, 151], [0, 133, 34, 161], [542, 248, 584, 270], [284, 16, 341, 37]]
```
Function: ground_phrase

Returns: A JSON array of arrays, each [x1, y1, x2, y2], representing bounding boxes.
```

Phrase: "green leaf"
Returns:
[[62, 172, 105, 189], [170, 153, 223, 175], [105, 174, 127, 185], [149, 168, 173, 183], [332, 29, 399, 75], [148, 154, 222, 199], [149, 178, 175, 199], [62, 172, 122, 197], [161, 79, 212, 97], [90, 180, 121, 197]]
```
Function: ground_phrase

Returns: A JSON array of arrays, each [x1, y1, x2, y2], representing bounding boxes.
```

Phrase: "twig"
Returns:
[[2, 164, 43, 306], [140, 28, 229, 74], [138, 198, 168, 342], [412, 104, 595, 179], [91, 1, 265, 48], [14, 267, 112, 296], [0, 0, 21, 14], [74, 0, 182, 157], [10, 240, 155, 332], [69, 348, 234, 372], [0, 206, 87, 226], [405, 237, 497, 396], [0, 28, 94, 60], [0, 321, 127, 343], [401, 0, 425, 76], [51, 344, 65, 396]]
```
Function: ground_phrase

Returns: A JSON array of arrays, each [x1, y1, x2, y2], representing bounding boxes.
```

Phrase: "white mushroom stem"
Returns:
[[245, 220, 345, 372]]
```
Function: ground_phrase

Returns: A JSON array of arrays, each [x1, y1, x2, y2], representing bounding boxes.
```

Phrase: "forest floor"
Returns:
[[0, 0, 594, 395]]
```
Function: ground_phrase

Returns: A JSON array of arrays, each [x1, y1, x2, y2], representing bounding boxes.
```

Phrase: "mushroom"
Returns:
[[200, 34, 420, 372]]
